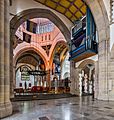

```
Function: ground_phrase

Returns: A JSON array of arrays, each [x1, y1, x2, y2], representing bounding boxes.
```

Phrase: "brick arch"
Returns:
[[14, 47, 48, 69]]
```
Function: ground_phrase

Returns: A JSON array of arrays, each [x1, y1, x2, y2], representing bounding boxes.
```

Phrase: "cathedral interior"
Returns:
[[0, 0, 114, 120]]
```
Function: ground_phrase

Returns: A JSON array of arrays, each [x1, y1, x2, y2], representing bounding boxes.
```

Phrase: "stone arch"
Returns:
[[49, 39, 67, 58], [78, 59, 95, 69], [16, 64, 34, 72], [60, 48, 68, 63], [10, 8, 70, 43], [49, 40, 68, 69], [16, 53, 39, 64], [14, 46, 48, 68], [10, 1, 110, 43], [10, 2, 110, 75], [63, 72, 70, 79]]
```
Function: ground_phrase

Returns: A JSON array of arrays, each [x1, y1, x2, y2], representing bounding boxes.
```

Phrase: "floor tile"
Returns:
[[2, 96, 114, 120]]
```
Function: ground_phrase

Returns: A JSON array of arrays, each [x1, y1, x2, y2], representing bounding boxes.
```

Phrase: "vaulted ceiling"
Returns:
[[34, 0, 86, 22]]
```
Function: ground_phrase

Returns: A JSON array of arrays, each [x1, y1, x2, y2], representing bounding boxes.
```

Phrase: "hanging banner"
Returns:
[[23, 32, 31, 43], [26, 20, 37, 33]]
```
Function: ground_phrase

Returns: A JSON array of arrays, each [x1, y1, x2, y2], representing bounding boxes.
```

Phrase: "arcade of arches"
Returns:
[[0, 0, 114, 119]]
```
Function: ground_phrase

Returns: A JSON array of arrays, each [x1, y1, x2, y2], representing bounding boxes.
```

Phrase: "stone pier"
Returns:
[[0, 0, 12, 118]]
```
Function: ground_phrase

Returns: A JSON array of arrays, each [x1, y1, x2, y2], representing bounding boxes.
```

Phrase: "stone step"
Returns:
[[11, 93, 77, 101]]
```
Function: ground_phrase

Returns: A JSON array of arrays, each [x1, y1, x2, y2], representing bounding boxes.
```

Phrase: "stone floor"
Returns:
[[2, 96, 114, 120]]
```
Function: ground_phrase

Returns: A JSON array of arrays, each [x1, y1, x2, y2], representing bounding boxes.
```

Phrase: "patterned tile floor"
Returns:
[[2, 96, 114, 120]]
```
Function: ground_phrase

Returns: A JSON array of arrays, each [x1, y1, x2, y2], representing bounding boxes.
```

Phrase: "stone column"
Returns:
[[0, 0, 12, 118], [9, 34, 14, 98], [79, 73, 82, 96], [70, 61, 75, 94], [87, 65, 94, 94], [47, 69, 51, 88], [84, 74, 88, 94], [70, 61, 80, 95], [108, 0, 114, 100], [98, 40, 109, 100], [4, 0, 12, 116], [110, 0, 114, 51], [0, 0, 5, 118], [94, 61, 98, 99]]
